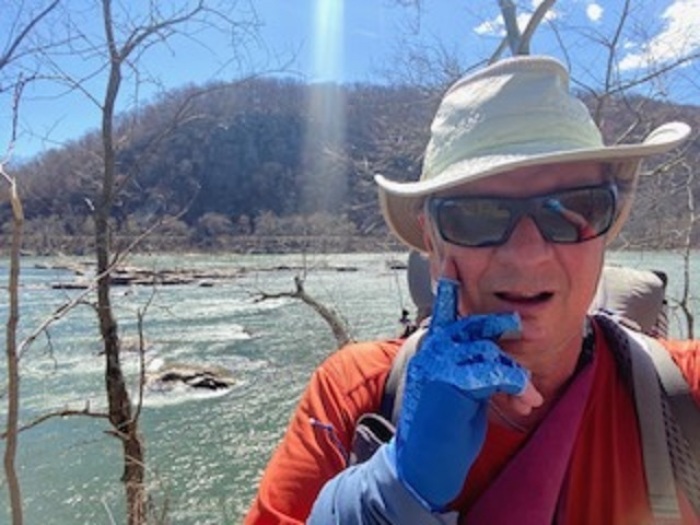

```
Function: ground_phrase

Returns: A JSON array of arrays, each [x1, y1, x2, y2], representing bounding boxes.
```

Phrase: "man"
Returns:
[[245, 56, 698, 524]]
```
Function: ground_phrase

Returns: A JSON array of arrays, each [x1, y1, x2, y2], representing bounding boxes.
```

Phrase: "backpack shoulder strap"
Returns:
[[595, 313, 700, 518], [617, 323, 682, 519], [347, 328, 426, 466], [379, 327, 426, 425], [637, 332, 700, 517]]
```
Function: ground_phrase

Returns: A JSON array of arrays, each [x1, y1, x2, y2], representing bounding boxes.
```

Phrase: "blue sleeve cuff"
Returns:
[[308, 444, 458, 525]]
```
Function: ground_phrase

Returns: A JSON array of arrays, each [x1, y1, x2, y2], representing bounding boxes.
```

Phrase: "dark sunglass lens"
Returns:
[[539, 187, 615, 242], [438, 199, 512, 246]]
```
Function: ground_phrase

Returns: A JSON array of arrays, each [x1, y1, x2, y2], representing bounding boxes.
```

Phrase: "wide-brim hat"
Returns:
[[376, 56, 691, 252]]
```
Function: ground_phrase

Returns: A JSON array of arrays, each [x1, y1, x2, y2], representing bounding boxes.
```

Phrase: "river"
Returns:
[[0, 250, 698, 524]]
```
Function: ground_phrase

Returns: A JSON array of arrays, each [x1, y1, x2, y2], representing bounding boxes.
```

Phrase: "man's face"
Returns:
[[421, 161, 609, 362]]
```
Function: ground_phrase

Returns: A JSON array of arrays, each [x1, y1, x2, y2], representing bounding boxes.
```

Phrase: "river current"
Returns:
[[0, 250, 698, 524]]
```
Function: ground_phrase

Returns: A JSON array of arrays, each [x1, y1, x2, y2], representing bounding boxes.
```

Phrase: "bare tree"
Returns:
[[80, 3, 263, 521], [2, 2, 263, 523], [2, 166, 25, 525], [1, 3, 63, 524], [677, 159, 696, 338]]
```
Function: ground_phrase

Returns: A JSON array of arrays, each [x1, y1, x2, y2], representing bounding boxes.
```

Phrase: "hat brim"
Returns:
[[377, 122, 691, 252]]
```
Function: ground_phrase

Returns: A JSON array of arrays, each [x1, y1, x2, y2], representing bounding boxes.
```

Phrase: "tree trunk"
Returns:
[[4, 180, 24, 525], [95, 210, 146, 524], [97, 11, 146, 518]]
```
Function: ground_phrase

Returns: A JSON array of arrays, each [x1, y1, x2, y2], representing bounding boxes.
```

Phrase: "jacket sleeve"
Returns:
[[244, 341, 398, 524], [664, 339, 700, 405], [308, 444, 458, 525]]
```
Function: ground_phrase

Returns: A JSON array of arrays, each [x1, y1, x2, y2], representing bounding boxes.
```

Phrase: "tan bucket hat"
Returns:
[[375, 55, 691, 252]]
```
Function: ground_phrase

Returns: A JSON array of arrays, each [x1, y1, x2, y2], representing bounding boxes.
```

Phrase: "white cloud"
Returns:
[[473, 2, 558, 37], [620, 0, 700, 70], [518, 13, 532, 31], [474, 16, 505, 37], [586, 3, 604, 23]]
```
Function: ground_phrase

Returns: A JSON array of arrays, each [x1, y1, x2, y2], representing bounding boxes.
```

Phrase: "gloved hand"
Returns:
[[389, 277, 532, 511]]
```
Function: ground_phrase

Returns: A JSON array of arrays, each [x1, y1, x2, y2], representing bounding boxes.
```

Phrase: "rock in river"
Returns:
[[146, 359, 235, 392]]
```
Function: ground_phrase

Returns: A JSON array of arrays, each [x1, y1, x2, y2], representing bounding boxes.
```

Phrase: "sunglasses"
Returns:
[[428, 183, 618, 248]]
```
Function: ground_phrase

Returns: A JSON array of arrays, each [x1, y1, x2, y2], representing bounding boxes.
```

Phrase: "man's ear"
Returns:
[[418, 213, 441, 283]]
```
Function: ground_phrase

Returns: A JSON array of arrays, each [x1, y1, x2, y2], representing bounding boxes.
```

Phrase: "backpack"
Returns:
[[350, 263, 700, 520]]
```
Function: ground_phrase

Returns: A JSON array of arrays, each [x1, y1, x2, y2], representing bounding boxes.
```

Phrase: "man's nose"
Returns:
[[499, 215, 552, 259]]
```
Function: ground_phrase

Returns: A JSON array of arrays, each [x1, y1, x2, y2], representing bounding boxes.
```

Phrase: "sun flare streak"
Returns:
[[312, 0, 344, 82], [302, 0, 347, 214]]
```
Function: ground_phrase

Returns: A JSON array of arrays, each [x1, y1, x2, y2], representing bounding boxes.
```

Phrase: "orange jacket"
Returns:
[[245, 324, 700, 524]]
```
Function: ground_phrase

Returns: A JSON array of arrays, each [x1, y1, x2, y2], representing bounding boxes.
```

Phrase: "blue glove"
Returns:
[[390, 278, 530, 511]]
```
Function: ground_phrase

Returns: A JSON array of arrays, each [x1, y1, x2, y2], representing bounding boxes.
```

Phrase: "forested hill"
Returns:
[[5, 77, 700, 254]]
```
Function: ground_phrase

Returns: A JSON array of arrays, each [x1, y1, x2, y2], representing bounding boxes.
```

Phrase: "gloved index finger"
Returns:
[[447, 312, 522, 343], [429, 277, 460, 332]]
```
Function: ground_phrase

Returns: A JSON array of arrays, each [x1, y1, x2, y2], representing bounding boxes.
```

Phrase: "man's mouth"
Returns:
[[495, 291, 554, 304]]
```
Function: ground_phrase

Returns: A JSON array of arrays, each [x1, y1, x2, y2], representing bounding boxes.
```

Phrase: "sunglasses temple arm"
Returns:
[[545, 199, 597, 240]]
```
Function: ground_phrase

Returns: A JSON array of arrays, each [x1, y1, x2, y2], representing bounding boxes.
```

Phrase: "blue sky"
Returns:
[[1, 0, 699, 161]]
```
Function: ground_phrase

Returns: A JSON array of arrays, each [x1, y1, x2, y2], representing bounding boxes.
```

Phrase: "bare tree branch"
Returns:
[[255, 275, 353, 348], [498, 0, 521, 55], [518, 0, 557, 55], [0, 0, 62, 71], [0, 405, 110, 440]]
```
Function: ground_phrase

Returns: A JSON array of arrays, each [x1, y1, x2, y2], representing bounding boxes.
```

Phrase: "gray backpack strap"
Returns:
[[380, 327, 426, 425], [596, 314, 700, 518], [348, 328, 426, 466], [640, 333, 700, 517], [623, 326, 682, 519]]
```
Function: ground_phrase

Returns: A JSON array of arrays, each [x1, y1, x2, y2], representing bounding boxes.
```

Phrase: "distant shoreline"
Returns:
[[1, 233, 689, 259], [3, 234, 406, 258]]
